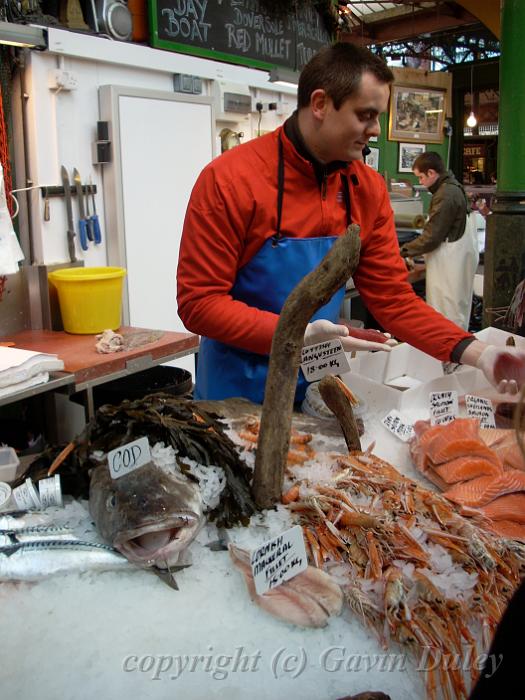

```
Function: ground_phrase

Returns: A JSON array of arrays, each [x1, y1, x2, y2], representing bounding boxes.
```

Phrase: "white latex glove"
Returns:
[[304, 319, 393, 353], [476, 345, 525, 394]]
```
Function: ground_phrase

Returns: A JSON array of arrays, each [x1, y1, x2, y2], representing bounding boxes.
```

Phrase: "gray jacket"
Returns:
[[400, 171, 468, 257]]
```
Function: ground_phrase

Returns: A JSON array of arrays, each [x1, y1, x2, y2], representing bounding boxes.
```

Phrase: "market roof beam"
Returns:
[[342, 5, 480, 45]]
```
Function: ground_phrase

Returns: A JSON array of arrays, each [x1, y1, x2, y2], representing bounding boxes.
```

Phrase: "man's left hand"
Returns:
[[476, 345, 525, 394], [460, 340, 525, 393]]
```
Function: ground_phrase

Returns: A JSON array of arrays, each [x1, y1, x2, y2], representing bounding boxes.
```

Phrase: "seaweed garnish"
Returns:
[[26, 394, 258, 527]]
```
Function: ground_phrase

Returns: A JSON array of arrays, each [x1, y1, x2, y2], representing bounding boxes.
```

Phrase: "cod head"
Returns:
[[89, 461, 204, 568]]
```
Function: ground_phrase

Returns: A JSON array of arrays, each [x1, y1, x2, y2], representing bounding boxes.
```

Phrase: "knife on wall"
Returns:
[[60, 166, 77, 262], [73, 168, 89, 250]]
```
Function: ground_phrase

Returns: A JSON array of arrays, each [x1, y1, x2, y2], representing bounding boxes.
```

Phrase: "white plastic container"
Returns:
[[0, 447, 20, 484], [38, 475, 63, 508], [11, 477, 41, 510]]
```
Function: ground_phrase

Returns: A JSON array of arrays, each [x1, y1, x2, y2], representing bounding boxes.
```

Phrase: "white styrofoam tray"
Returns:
[[339, 327, 523, 480]]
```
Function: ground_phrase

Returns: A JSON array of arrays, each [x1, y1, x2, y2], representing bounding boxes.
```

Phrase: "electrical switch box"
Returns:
[[48, 69, 78, 91]]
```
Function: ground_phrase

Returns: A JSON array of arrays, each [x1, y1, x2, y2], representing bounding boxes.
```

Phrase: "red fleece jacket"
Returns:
[[177, 126, 472, 361]]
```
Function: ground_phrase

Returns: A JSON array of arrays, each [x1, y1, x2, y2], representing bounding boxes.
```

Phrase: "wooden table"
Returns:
[[2, 327, 199, 418]]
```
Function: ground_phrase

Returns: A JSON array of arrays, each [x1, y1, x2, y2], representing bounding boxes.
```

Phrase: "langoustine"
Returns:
[[285, 450, 525, 700]]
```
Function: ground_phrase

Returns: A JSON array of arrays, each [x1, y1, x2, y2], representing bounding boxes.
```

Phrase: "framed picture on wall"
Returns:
[[398, 142, 426, 173], [365, 147, 379, 171], [389, 85, 446, 144]]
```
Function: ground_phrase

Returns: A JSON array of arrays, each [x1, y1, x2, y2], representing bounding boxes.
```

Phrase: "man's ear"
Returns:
[[310, 89, 329, 120]]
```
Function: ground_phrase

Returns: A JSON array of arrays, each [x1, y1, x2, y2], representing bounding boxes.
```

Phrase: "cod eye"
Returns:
[[106, 493, 117, 509]]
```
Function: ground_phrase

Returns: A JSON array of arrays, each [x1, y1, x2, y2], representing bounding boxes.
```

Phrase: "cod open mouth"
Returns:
[[115, 517, 198, 562]]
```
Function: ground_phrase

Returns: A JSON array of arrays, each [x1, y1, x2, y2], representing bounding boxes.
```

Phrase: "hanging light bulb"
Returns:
[[466, 63, 477, 128]]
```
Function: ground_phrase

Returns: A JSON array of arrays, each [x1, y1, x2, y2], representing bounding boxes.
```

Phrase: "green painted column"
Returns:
[[498, 0, 525, 190], [483, 0, 525, 329]]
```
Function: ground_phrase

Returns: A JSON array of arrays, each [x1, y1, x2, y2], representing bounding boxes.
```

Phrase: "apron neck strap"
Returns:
[[273, 132, 352, 244], [273, 134, 286, 244], [340, 174, 352, 227]]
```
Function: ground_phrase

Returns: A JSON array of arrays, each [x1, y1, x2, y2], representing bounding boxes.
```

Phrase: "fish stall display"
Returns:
[[226, 414, 525, 699], [2, 390, 525, 699], [0, 395, 258, 583]]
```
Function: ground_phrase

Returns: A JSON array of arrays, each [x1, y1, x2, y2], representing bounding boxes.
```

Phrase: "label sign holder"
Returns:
[[301, 338, 350, 382], [250, 525, 308, 595], [429, 390, 458, 426], [382, 409, 414, 442], [108, 437, 152, 480], [465, 394, 496, 428]]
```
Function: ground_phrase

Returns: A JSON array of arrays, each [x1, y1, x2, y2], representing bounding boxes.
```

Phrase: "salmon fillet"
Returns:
[[478, 493, 525, 523], [502, 443, 525, 471], [479, 428, 525, 471], [425, 418, 500, 466], [413, 420, 432, 439], [444, 469, 525, 508], [479, 427, 514, 448], [415, 461, 449, 491], [410, 421, 439, 471], [434, 456, 502, 485], [486, 519, 525, 541]]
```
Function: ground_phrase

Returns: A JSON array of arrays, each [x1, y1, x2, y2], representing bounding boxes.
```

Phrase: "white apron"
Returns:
[[425, 212, 479, 329]]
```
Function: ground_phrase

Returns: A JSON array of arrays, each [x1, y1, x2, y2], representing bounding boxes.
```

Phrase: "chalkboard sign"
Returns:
[[149, 0, 331, 72]]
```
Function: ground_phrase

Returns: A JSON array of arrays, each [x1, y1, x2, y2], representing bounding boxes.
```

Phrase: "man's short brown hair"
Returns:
[[297, 42, 393, 110], [413, 151, 446, 174]]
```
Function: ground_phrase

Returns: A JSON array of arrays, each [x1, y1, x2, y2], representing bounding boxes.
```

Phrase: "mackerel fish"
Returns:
[[0, 539, 130, 581]]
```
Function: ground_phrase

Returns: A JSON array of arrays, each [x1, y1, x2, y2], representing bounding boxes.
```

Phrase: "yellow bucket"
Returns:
[[48, 267, 126, 334]]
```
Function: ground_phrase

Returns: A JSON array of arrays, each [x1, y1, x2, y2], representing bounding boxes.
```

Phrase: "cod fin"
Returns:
[[152, 560, 191, 591]]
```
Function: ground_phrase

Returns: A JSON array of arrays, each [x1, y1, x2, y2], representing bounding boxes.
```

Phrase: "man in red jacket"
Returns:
[[177, 42, 524, 403]]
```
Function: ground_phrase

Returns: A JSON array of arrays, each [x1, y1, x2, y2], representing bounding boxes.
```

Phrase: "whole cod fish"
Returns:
[[89, 461, 204, 569]]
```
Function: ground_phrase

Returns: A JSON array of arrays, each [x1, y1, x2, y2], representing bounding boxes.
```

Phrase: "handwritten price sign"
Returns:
[[251, 526, 308, 595], [382, 410, 414, 442], [429, 391, 458, 426], [465, 394, 496, 428], [301, 339, 350, 383]]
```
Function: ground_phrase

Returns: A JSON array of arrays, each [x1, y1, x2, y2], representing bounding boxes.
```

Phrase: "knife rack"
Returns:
[[40, 184, 98, 198]]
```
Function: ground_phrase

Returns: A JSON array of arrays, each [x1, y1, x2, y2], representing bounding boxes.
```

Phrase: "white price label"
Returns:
[[108, 436, 151, 480], [465, 394, 496, 429], [382, 409, 414, 442], [300, 338, 350, 383], [429, 391, 458, 425], [251, 525, 308, 595]]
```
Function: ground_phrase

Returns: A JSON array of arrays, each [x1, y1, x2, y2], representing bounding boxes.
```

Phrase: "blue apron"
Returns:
[[194, 136, 352, 404]]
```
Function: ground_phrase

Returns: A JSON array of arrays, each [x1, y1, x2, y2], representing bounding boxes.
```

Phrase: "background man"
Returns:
[[400, 152, 478, 329]]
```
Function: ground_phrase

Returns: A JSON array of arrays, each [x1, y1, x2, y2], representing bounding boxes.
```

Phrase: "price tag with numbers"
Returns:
[[465, 394, 496, 428], [429, 391, 458, 425], [251, 525, 308, 595], [382, 409, 415, 442], [300, 338, 350, 383]]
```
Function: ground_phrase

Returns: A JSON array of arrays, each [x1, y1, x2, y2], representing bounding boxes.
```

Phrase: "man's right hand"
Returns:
[[304, 319, 393, 353]]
